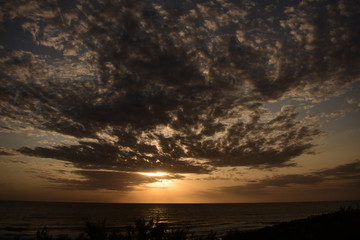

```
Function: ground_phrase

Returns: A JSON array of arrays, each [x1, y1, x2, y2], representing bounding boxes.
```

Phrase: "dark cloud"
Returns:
[[196, 176, 231, 181], [39, 170, 184, 191], [221, 174, 324, 194], [42, 170, 155, 191], [219, 160, 360, 194], [318, 160, 360, 180], [18, 141, 209, 174], [0, 151, 14, 156], [0, 147, 14, 156], [0, 0, 359, 183], [16, 105, 321, 171], [186, 106, 322, 168]]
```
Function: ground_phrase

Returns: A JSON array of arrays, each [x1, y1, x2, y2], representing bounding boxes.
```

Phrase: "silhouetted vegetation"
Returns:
[[222, 206, 360, 240], [33, 207, 360, 240]]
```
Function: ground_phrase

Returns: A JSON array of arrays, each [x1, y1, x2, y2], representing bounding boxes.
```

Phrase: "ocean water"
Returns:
[[0, 200, 359, 239]]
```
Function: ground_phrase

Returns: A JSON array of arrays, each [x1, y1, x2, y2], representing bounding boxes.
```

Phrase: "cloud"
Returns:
[[305, 108, 353, 123], [42, 170, 155, 191], [0, 0, 359, 184], [39, 170, 184, 191], [219, 159, 360, 194], [18, 141, 209, 174], [0, 147, 14, 156], [186, 105, 322, 168], [319, 160, 360, 180], [346, 98, 360, 107], [0, 151, 13, 156], [17, 104, 322, 171]]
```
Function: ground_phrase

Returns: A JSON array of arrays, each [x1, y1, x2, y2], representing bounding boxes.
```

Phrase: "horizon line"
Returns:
[[1, 199, 359, 205]]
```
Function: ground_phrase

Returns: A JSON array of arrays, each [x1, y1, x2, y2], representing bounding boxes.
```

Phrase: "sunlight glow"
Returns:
[[148, 179, 173, 188], [139, 172, 168, 177], [137, 172, 174, 188]]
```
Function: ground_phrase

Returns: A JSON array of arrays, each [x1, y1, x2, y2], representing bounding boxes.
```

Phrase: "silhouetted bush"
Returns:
[[222, 206, 360, 240], [83, 220, 107, 240], [164, 228, 189, 240], [36, 227, 52, 240]]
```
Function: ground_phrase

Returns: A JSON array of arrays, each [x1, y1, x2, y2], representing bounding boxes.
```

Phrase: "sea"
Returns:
[[0, 200, 359, 239]]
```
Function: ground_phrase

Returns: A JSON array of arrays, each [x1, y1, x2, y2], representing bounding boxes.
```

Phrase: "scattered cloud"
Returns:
[[347, 98, 360, 107], [319, 160, 360, 180], [0, 0, 360, 191], [39, 170, 184, 191], [41, 170, 155, 191], [18, 141, 210, 174], [219, 159, 360, 194], [0, 147, 14, 156]]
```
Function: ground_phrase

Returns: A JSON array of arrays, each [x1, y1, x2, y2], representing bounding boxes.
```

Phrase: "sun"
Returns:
[[138, 172, 174, 188], [139, 172, 168, 177]]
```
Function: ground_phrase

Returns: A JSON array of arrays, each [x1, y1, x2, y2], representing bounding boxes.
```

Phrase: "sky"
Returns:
[[0, 0, 360, 203]]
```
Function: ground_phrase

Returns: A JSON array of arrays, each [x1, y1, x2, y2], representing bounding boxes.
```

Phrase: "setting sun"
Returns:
[[139, 172, 168, 177]]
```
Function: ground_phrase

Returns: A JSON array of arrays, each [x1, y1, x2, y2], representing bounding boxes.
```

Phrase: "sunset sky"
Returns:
[[0, 0, 360, 203]]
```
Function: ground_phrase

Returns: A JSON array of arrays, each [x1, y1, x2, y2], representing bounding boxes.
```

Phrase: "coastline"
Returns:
[[223, 207, 360, 240]]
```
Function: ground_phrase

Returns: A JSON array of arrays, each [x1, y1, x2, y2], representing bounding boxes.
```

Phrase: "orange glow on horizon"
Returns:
[[139, 172, 168, 177]]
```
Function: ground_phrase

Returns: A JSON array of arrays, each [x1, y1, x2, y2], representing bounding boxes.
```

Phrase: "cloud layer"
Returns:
[[219, 159, 360, 194], [39, 170, 183, 191], [1, 0, 359, 191]]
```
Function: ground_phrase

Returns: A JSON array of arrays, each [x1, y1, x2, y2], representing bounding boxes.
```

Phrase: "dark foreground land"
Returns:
[[223, 207, 360, 240], [14, 207, 360, 240]]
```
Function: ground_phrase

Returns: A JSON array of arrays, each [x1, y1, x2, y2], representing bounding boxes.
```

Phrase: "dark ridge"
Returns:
[[223, 206, 360, 240]]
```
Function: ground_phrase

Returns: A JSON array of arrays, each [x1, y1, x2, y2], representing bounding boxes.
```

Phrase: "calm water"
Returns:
[[0, 200, 359, 239]]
